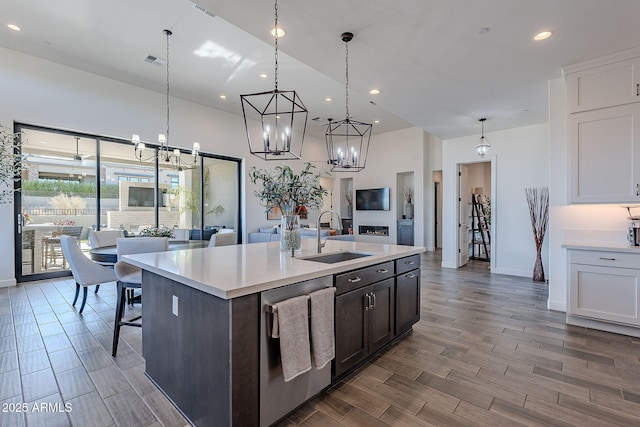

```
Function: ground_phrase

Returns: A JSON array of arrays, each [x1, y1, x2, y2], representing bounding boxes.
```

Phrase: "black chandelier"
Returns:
[[240, 0, 307, 161], [325, 32, 372, 172], [132, 29, 200, 171]]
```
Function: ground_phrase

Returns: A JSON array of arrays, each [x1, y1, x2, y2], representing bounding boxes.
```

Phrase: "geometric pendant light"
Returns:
[[325, 32, 372, 172], [240, 0, 308, 161], [476, 117, 491, 158]]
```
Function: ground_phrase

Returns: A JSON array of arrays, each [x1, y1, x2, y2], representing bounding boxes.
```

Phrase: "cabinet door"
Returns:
[[334, 288, 367, 377], [569, 264, 640, 326], [367, 278, 395, 355], [396, 269, 420, 335], [569, 104, 640, 203], [568, 57, 640, 113]]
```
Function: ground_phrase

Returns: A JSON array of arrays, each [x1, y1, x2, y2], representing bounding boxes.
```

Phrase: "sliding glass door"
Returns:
[[14, 124, 242, 283]]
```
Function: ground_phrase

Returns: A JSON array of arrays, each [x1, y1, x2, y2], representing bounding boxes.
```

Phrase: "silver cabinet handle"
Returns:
[[377, 269, 389, 274], [637, 83, 640, 96], [371, 292, 376, 308], [599, 257, 616, 261], [405, 260, 416, 265], [405, 273, 416, 279], [348, 276, 362, 283], [637, 183, 640, 196], [364, 293, 371, 311]]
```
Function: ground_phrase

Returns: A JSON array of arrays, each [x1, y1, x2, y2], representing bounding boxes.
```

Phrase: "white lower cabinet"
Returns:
[[568, 249, 640, 328]]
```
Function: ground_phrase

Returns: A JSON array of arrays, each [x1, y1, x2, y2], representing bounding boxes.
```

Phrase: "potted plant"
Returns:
[[402, 187, 414, 219], [249, 162, 327, 253]]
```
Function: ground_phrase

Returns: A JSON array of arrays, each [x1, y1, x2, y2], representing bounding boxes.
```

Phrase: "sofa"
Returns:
[[248, 226, 354, 244]]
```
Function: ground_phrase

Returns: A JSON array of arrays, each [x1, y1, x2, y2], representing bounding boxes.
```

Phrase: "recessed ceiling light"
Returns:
[[479, 27, 490, 35], [260, 73, 268, 79], [219, 95, 226, 99], [374, 120, 380, 124], [7, 24, 21, 32], [271, 27, 286, 38], [533, 31, 552, 41], [325, 97, 332, 102], [369, 89, 380, 95]]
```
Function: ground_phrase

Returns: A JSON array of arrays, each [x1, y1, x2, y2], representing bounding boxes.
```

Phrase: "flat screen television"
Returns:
[[356, 187, 390, 211], [128, 187, 165, 207]]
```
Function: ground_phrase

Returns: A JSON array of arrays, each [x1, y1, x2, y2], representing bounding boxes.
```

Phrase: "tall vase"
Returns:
[[280, 214, 301, 254], [404, 201, 414, 219], [532, 248, 545, 282]]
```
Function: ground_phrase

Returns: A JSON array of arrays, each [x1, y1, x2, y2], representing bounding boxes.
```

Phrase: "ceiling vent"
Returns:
[[192, 2, 216, 19], [144, 55, 166, 66]]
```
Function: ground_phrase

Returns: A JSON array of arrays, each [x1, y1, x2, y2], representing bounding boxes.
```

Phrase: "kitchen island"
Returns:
[[123, 239, 425, 426]]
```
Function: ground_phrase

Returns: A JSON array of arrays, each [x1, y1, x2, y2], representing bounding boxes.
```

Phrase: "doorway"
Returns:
[[456, 160, 492, 269]]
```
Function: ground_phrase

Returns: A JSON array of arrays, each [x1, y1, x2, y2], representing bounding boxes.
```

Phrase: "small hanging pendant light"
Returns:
[[240, 0, 308, 161], [325, 32, 372, 172], [476, 118, 491, 158]]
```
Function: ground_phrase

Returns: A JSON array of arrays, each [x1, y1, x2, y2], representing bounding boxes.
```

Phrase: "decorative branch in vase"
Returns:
[[249, 162, 328, 254], [525, 187, 549, 282], [402, 187, 414, 219]]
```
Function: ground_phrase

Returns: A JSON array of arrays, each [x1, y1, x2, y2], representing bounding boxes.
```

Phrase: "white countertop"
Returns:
[[123, 239, 425, 299], [562, 242, 640, 253]]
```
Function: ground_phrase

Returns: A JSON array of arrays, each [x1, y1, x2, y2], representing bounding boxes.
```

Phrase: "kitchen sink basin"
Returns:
[[300, 251, 371, 264]]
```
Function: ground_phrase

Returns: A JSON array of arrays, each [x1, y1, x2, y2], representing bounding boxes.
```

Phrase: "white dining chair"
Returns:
[[88, 229, 125, 248], [60, 235, 116, 314], [208, 231, 237, 247], [112, 237, 168, 356]]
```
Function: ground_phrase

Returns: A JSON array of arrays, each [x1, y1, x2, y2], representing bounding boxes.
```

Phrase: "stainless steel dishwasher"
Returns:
[[260, 276, 333, 426]]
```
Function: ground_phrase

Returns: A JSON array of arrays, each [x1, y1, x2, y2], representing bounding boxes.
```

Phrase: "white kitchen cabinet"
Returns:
[[568, 103, 640, 203], [567, 57, 640, 113], [568, 249, 640, 328]]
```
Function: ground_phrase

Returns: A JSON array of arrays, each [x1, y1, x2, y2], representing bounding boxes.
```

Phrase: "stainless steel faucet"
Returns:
[[316, 209, 342, 253]]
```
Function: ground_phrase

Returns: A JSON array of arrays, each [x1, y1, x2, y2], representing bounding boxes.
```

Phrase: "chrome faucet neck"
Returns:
[[316, 209, 342, 253]]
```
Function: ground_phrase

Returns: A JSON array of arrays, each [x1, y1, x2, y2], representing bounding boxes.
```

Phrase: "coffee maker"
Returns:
[[627, 206, 640, 246]]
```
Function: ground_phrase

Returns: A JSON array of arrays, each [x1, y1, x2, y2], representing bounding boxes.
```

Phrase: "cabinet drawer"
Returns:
[[395, 254, 420, 275], [335, 261, 394, 295], [569, 250, 640, 269]]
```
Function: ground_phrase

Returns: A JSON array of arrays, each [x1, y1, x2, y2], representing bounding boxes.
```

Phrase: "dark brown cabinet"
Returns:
[[334, 262, 395, 377], [395, 254, 421, 335]]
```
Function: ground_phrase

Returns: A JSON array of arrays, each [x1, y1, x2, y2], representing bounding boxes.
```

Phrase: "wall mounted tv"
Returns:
[[356, 188, 390, 211], [128, 187, 165, 207]]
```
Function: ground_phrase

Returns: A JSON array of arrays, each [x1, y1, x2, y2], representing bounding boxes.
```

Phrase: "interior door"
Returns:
[[458, 164, 469, 267]]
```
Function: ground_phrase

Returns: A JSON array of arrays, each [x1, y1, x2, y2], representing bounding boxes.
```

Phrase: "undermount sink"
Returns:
[[300, 251, 371, 264]]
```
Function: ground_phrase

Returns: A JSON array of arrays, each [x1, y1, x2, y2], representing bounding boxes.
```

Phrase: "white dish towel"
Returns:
[[309, 287, 335, 369], [273, 295, 312, 382]]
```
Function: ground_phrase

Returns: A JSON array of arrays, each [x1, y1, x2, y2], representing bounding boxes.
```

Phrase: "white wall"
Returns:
[[331, 127, 430, 247], [442, 123, 549, 277], [0, 46, 326, 287]]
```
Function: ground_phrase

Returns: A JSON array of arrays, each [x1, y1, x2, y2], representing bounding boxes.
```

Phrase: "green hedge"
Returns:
[[22, 181, 119, 198]]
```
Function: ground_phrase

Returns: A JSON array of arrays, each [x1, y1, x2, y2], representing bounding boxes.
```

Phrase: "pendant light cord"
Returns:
[[165, 29, 171, 150], [274, 0, 279, 91], [345, 38, 349, 120]]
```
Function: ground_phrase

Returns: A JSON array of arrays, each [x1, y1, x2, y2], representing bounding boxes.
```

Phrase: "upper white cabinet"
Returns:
[[565, 49, 640, 203], [569, 104, 640, 203], [567, 58, 640, 113]]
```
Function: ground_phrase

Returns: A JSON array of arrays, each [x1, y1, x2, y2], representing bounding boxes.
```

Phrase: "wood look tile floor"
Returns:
[[1, 252, 639, 426]]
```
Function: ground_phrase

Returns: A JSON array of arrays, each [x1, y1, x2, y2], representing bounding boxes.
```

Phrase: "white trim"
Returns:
[[493, 267, 530, 277], [567, 314, 640, 338], [0, 278, 16, 288], [547, 299, 566, 312], [562, 46, 640, 76]]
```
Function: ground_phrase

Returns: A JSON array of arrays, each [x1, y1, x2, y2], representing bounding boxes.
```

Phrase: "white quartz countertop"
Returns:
[[123, 239, 425, 299], [562, 242, 640, 253]]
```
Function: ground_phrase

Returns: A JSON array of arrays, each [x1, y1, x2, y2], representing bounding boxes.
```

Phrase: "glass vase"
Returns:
[[280, 214, 301, 253]]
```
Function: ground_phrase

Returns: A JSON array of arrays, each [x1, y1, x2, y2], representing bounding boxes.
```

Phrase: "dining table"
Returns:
[[89, 240, 209, 265]]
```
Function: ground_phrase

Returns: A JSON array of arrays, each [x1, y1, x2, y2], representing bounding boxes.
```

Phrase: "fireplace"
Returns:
[[359, 225, 389, 236]]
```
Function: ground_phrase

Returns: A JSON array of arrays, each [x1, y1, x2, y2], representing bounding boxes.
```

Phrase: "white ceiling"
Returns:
[[2, 0, 640, 140]]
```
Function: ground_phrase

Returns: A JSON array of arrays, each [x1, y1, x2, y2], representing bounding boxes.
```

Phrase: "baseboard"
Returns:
[[440, 261, 457, 269], [0, 278, 16, 288], [547, 299, 566, 312], [492, 267, 530, 277]]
